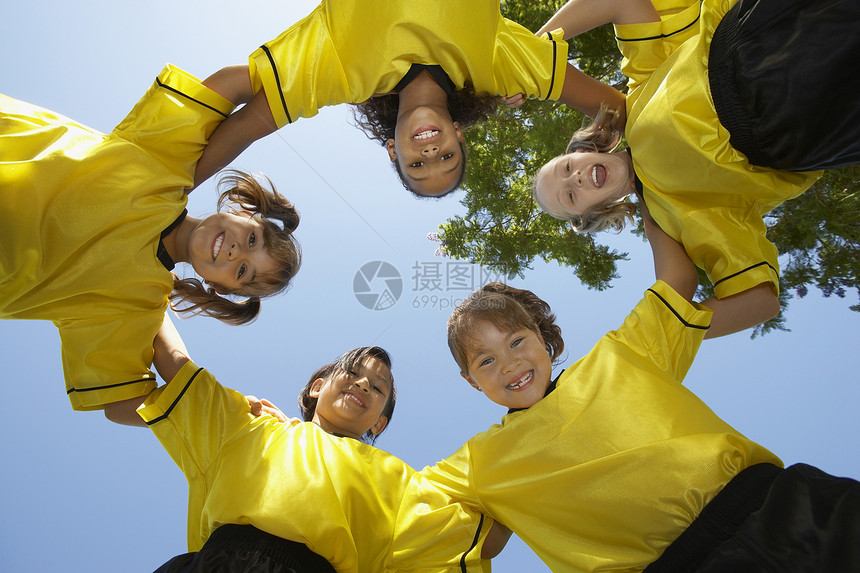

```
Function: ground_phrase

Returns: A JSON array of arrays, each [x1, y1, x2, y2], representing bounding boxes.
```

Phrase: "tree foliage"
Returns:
[[438, 0, 860, 334]]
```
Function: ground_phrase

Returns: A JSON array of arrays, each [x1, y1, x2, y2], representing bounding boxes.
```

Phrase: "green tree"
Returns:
[[438, 0, 860, 334]]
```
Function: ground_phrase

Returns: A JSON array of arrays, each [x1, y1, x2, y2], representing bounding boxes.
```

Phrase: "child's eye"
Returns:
[[442, 153, 454, 161], [479, 357, 493, 367], [511, 337, 523, 348], [237, 263, 247, 280], [410, 161, 424, 168], [249, 232, 256, 248], [372, 384, 384, 394], [565, 160, 571, 173]]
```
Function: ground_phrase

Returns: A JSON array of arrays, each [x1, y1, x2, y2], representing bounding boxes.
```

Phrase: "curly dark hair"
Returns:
[[352, 84, 498, 197]]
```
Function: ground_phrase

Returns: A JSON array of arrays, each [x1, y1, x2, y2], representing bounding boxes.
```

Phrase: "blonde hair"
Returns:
[[534, 103, 637, 233], [448, 283, 564, 377], [169, 170, 302, 325]]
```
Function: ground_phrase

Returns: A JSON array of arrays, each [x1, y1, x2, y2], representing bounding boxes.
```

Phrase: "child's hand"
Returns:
[[502, 93, 526, 108], [246, 395, 294, 423]]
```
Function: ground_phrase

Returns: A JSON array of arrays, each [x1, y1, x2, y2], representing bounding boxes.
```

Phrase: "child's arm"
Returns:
[[193, 67, 278, 188], [103, 312, 189, 426], [536, 0, 659, 38], [481, 522, 513, 559], [641, 200, 780, 337], [699, 285, 780, 339], [641, 200, 698, 302], [558, 63, 627, 121]]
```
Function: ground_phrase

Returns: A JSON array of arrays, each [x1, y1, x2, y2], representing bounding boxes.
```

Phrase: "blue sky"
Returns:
[[1, 1, 858, 572]]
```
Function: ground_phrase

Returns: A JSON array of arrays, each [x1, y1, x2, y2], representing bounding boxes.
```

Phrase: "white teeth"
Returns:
[[507, 371, 533, 390], [212, 233, 224, 260], [414, 130, 439, 140], [591, 166, 599, 187]]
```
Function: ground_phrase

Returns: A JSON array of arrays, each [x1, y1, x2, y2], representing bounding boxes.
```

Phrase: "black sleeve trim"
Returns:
[[259, 44, 293, 124], [154, 77, 230, 118], [459, 514, 486, 572], [615, 11, 701, 43], [646, 288, 710, 330], [145, 367, 204, 426], [712, 261, 777, 288], [544, 31, 558, 101], [67, 377, 153, 395]]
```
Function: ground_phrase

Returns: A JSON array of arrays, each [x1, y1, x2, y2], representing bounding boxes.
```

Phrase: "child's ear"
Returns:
[[385, 139, 397, 162], [205, 280, 231, 296], [370, 415, 389, 436], [454, 122, 464, 143], [461, 371, 482, 392], [308, 378, 326, 398]]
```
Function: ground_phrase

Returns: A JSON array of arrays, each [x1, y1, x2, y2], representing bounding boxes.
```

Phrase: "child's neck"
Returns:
[[397, 69, 449, 116], [161, 216, 200, 265]]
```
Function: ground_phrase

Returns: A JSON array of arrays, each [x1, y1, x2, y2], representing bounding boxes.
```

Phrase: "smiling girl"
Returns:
[[122, 317, 506, 573], [422, 206, 860, 571], [0, 66, 300, 418], [190, 0, 626, 198], [531, 0, 860, 337]]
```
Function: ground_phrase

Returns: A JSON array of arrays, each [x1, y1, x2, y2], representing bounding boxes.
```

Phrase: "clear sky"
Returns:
[[1, 1, 858, 572]]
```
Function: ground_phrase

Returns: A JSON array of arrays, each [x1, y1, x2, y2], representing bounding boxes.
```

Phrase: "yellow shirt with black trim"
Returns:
[[0, 67, 235, 410], [249, 0, 568, 127], [615, 0, 821, 299], [138, 361, 492, 573], [420, 280, 782, 572]]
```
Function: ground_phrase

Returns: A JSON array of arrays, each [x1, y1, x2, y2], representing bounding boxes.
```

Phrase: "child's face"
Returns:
[[534, 150, 635, 219], [309, 356, 392, 440], [386, 109, 465, 197], [187, 211, 280, 294], [461, 320, 553, 410]]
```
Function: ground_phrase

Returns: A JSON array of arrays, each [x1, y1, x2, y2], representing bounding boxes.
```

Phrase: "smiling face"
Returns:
[[309, 356, 393, 439], [186, 211, 281, 294], [462, 320, 553, 410], [386, 107, 465, 197], [534, 150, 635, 219]]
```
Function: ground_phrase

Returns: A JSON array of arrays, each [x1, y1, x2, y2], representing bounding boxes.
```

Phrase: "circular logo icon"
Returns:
[[353, 261, 403, 311]]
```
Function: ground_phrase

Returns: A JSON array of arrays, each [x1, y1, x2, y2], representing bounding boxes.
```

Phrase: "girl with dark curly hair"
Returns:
[[192, 0, 627, 198]]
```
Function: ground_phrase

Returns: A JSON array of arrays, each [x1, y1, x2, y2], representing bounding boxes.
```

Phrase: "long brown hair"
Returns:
[[169, 170, 301, 325]]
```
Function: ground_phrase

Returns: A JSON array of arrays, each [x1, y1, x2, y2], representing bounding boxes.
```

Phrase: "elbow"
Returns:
[[757, 285, 781, 322]]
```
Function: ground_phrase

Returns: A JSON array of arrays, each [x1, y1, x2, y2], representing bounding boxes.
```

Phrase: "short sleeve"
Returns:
[[615, 0, 702, 96], [679, 206, 780, 298], [418, 442, 484, 514], [492, 19, 568, 101], [112, 65, 236, 174], [612, 280, 712, 385], [139, 361, 253, 479], [390, 469, 492, 573], [59, 307, 163, 410]]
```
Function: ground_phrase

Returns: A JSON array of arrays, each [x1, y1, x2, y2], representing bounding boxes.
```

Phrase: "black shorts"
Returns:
[[153, 524, 336, 573], [645, 463, 860, 573], [709, 0, 860, 171]]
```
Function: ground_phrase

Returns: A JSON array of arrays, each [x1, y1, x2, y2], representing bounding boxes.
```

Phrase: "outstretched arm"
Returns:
[[537, 0, 659, 38], [481, 522, 513, 559], [558, 63, 626, 121], [641, 200, 698, 302], [192, 66, 278, 188], [103, 312, 189, 427], [641, 200, 781, 337], [700, 285, 780, 339]]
